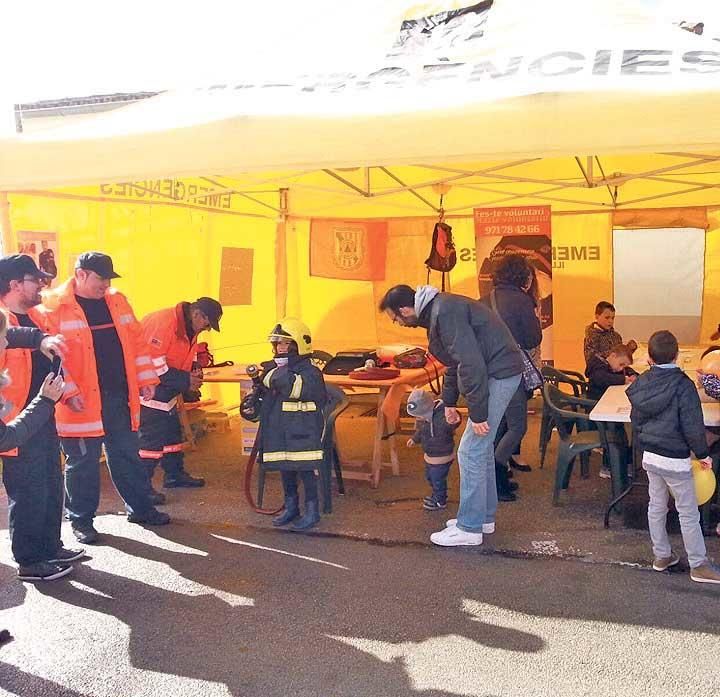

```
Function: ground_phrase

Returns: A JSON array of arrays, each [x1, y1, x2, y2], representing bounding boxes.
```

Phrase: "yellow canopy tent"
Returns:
[[1, 0, 720, 398]]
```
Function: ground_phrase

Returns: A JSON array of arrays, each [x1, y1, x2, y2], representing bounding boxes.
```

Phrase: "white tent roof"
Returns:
[[1, 0, 720, 191]]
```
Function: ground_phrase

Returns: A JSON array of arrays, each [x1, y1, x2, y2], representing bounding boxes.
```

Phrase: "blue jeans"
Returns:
[[63, 392, 154, 528], [425, 462, 452, 504], [456, 374, 522, 533]]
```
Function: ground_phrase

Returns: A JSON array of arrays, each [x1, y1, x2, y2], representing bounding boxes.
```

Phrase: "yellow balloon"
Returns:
[[692, 460, 717, 506]]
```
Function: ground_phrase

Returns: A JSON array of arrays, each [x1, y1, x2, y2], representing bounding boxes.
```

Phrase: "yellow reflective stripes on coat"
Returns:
[[135, 356, 152, 367], [281, 401, 317, 412], [262, 367, 278, 388], [137, 369, 157, 382], [263, 449, 324, 462], [289, 374, 303, 399]]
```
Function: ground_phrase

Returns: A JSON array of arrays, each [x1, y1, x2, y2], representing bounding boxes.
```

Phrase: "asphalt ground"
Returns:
[[1, 408, 719, 696]]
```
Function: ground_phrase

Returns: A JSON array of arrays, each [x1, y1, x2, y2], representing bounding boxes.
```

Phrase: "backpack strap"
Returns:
[[489, 288, 499, 315]]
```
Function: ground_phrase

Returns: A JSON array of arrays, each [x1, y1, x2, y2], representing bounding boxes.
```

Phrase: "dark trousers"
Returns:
[[62, 392, 153, 528], [2, 423, 63, 565], [138, 406, 186, 487], [496, 420, 522, 459], [494, 384, 529, 466], [425, 461, 452, 504], [281, 470, 318, 503]]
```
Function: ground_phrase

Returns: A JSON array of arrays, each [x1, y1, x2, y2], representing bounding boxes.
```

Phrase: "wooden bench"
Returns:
[[176, 396, 219, 450]]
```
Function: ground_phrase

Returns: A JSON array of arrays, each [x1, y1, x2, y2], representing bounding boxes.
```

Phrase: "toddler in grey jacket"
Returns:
[[406, 389, 460, 510]]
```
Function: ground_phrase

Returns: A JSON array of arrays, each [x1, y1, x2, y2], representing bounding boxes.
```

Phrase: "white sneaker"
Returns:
[[446, 519, 495, 534], [430, 526, 483, 546]]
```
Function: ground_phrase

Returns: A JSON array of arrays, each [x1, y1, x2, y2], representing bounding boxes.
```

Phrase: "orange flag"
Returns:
[[310, 219, 388, 280]]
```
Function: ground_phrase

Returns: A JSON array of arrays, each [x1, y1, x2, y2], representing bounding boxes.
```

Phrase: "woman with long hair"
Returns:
[[484, 254, 543, 500]]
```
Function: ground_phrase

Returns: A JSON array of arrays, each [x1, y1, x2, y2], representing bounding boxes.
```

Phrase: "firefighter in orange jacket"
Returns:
[[39, 252, 170, 545], [139, 298, 222, 495]]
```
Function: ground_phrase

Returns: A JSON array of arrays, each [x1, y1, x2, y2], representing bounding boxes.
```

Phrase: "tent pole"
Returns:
[[275, 188, 289, 319], [0, 192, 14, 256]]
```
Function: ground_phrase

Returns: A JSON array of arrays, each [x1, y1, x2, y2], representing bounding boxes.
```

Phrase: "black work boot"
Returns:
[[495, 461, 518, 502], [163, 471, 205, 488], [292, 499, 320, 530], [128, 508, 171, 526], [273, 497, 300, 526]]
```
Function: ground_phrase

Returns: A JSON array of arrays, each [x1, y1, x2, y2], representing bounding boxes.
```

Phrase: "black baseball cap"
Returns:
[[0, 254, 53, 281], [194, 297, 223, 331], [75, 252, 121, 279]]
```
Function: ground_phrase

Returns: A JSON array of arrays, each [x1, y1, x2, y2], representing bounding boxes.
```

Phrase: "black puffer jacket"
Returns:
[[627, 366, 708, 459], [419, 294, 523, 423]]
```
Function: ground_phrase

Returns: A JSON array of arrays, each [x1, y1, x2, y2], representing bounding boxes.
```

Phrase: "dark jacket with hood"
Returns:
[[627, 366, 708, 461], [585, 355, 626, 401], [410, 401, 460, 457], [419, 293, 523, 424]]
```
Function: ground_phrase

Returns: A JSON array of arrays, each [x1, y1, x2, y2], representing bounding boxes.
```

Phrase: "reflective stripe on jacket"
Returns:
[[38, 278, 159, 437], [0, 302, 80, 454], [140, 303, 197, 409], [258, 356, 327, 471], [141, 304, 197, 373]]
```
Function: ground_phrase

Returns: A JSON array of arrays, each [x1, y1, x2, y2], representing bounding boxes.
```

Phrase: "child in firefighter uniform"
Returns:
[[259, 318, 327, 530]]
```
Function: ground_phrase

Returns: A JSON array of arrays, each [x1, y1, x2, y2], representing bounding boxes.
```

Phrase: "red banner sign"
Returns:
[[474, 206, 551, 237]]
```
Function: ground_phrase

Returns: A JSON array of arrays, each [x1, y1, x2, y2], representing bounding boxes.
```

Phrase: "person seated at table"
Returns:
[[627, 330, 720, 584], [258, 318, 327, 530], [586, 343, 636, 479], [586, 343, 637, 401], [584, 301, 638, 365], [406, 388, 460, 511]]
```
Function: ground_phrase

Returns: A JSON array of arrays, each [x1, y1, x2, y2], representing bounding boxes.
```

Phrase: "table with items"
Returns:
[[590, 383, 720, 527], [204, 360, 446, 488]]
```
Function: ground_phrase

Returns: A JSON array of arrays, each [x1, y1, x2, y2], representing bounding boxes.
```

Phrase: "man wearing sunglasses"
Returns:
[[0, 254, 84, 581]]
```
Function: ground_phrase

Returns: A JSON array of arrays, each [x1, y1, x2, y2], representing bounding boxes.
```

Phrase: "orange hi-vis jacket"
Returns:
[[140, 303, 198, 410], [38, 279, 159, 438], [0, 302, 81, 455], [143, 303, 197, 373]]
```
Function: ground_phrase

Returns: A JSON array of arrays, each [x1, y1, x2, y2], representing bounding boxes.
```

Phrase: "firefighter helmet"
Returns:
[[268, 317, 313, 355]]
